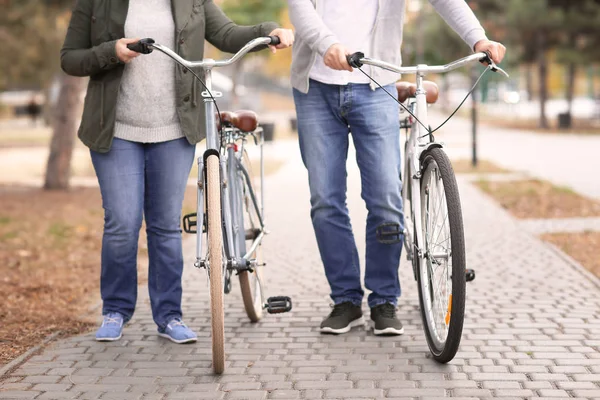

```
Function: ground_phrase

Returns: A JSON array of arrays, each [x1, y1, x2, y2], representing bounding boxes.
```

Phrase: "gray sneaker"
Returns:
[[320, 302, 364, 334], [370, 303, 404, 336]]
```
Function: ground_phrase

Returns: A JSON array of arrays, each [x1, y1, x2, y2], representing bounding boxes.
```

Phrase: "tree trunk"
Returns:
[[525, 64, 534, 102], [565, 31, 577, 124], [566, 62, 576, 117], [44, 72, 85, 190], [537, 32, 549, 129], [441, 74, 450, 113]]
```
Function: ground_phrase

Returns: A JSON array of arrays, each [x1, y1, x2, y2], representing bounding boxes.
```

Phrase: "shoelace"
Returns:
[[376, 303, 397, 319], [329, 302, 355, 318], [168, 319, 187, 329], [102, 314, 122, 327]]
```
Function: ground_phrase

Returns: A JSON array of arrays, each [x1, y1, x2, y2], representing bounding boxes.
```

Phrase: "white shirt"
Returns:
[[309, 0, 378, 85]]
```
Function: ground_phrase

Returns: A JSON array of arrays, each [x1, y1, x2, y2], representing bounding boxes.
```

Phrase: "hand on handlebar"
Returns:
[[474, 39, 506, 65], [324, 44, 353, 72], [267, 28, 295, 54], [116, 38, 141, 63]]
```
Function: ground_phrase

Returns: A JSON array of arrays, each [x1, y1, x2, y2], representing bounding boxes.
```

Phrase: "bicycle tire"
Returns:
[[207, 155, 225, 374], [418, 147, 466, 363], [229, 149, 263, 322]]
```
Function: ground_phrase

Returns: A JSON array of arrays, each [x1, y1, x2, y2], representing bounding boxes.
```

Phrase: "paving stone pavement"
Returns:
[[2, 140, 600, 400]]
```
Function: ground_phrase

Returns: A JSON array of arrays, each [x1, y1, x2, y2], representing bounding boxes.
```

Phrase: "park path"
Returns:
[[1, 139, 600, 399], [428, 112, 600, 200]]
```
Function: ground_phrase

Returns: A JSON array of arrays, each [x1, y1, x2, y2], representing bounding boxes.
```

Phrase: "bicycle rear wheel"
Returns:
[[418, 148, 466, 363], [206, 155, 225, 374], [232, 149, 264, 322]]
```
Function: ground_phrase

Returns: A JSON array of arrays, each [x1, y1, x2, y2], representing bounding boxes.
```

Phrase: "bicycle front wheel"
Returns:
[[418, 148, 466, 363], [206, 154, 225, 374]]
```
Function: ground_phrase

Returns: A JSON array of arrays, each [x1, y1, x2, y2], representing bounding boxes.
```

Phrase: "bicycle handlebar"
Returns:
[[126, 36, 281, 69], [347, 51, 509, 78]]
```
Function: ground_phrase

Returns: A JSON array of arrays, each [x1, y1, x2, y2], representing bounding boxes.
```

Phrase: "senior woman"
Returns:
[[61, 0, 293, 343]]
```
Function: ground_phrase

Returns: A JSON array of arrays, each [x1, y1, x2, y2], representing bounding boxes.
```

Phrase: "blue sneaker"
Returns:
[[158, 318, 197, 344], [95, 312, 124, 342]]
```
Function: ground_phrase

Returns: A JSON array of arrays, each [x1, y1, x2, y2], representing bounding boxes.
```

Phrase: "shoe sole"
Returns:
[[158, 332, 198, 344], [372, 323, 405, 336], [95, 333, 122, 342], [320, 316, 365, 334]]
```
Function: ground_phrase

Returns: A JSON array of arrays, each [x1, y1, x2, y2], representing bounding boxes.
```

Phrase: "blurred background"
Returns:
[[1, 0, 599, 369]]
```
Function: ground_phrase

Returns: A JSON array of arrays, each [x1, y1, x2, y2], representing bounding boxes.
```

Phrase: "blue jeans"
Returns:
[[293, 79, 404, 308], [90, 137, 195, 328]]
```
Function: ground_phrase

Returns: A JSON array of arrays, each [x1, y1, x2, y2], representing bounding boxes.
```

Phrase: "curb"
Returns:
[[544, 240, 600, 291], [0, 332, 60, 379], [464, 177, 600, 290]]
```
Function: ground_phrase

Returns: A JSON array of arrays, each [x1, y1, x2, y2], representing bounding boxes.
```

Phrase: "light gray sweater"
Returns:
[[114, 0, 183, 143], [289, 0, 488, 93]]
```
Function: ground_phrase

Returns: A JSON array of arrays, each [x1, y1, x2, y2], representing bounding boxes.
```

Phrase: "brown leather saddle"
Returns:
[[395, 81, 439, 104], [218, 110, 258, 132]]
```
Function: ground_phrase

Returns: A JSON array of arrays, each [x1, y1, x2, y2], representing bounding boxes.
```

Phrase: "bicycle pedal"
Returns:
[[182, 213, 197, 234], [245, 228, 261, 240], [466, 269, 476, 282], [183, 213, 206, 234], [266, 296, 292, 314]]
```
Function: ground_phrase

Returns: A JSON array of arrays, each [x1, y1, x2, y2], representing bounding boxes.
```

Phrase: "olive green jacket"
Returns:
[[61, 0, 278, 153]]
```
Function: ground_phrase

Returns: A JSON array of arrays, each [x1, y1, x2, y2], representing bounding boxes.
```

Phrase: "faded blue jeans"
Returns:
[[90, 137, 195, 328], [293, 79, 404, 308]]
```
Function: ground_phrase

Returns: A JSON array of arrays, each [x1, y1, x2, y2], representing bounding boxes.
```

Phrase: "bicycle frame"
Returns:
[[147, 37, 274, 273]]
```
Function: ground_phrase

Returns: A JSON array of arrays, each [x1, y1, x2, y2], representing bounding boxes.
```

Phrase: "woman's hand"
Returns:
[[267, 28, 294, 53], [116, 38, 142, 63]]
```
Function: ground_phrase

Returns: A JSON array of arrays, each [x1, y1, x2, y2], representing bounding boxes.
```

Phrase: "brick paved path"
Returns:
[[2, 141, 600, 399]]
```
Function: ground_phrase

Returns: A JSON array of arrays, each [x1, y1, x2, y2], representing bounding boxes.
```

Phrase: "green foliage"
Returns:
[[221, 0, 286, 26], [0, 0, 73, 90], [552, 0, 600, 64]]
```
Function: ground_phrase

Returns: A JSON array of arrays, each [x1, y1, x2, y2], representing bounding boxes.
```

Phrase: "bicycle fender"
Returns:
[[418, 142, 444, 163]]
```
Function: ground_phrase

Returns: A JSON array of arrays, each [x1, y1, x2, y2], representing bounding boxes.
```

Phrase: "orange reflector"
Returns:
[[445, 294, 452, 325]]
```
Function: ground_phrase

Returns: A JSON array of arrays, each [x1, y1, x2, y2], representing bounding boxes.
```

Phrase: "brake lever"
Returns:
[[479, 51, 509, 78]]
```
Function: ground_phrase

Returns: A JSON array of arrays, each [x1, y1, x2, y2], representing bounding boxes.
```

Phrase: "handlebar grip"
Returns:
[[479, 50, 493, 65], [126, 38, 155, 54], [347, 52, 364, 68], [268, 36, 281, 46]]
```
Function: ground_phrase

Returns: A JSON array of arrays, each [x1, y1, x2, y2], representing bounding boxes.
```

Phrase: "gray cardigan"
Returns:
[[289, 0, 488, 93]]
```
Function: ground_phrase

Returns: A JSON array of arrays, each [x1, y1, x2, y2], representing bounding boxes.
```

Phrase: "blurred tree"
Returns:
[[0, 0, 83, 189], [221, 0, 286, 107], [44, 72, 85, 190], [504, 0, 563, 128], [551, 0, 600, 123], [0, 0, 72, 91]]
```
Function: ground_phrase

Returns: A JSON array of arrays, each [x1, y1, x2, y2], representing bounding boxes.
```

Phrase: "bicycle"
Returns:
[[347, 51, 508, 363], [127, 37, 293, 374]]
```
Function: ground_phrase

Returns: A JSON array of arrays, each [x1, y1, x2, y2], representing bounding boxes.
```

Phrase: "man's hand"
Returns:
[[324, 43, 353, 72], [268, 28, 295, 54], [474, 40, 506, 64], [116, 38, 141, 63]]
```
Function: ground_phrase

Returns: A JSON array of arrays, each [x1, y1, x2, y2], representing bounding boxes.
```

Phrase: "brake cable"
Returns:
[[354, 64, 491, 139]]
